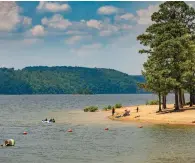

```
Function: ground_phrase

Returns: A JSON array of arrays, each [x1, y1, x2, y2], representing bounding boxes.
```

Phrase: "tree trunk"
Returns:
[[179, 89, 183, 108], [182, 91, 185, 106], [174, 89, 179, 111], [190, 92, 193, 107], [158, 93, 162, 112], [162, 95, 166, 109], [193, 91, 195, 105]]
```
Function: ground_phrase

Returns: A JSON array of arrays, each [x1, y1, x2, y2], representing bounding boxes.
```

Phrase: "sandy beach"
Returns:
[[107, 104, 195, 126]]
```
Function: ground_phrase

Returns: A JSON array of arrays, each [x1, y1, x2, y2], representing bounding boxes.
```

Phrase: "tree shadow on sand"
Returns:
[[156, 106, 195, 115]]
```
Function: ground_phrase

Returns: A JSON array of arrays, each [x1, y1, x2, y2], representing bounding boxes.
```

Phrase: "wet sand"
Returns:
[[107, 104, 195, 126]]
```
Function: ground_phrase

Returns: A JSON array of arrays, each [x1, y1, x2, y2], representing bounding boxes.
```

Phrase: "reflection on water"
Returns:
[[0, 94, 194, 163]]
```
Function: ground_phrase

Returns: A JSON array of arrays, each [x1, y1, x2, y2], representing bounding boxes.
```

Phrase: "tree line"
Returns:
[[137, 1, 195, 111], [0, 66, 145, 94]]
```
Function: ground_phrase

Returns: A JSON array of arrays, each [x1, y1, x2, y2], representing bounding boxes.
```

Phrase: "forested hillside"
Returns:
[[0, 66, 145, 94]]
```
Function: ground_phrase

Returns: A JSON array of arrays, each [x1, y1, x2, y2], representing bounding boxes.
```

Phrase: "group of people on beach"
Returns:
[[112, 106, 139, 117]]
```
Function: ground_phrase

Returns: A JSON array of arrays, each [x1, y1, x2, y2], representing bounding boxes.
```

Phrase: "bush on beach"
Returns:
[[84, 106, 98, 112], [115, 103, 122, 108], [146, 100, 159, 105], [102, 105, 112, 111]]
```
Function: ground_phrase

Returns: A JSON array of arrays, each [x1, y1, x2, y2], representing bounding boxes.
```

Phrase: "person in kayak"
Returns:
[[1, 139, 15, 147], [49, 118, 55, 123]]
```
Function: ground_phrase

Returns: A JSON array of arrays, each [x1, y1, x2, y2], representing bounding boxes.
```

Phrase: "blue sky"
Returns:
[[0, 1, 164, 75]]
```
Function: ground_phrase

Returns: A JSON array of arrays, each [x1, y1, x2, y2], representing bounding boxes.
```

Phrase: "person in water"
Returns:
[[1, 139, 15, 147], [112, 107, 115, 116], [49, 118, 55, 123]]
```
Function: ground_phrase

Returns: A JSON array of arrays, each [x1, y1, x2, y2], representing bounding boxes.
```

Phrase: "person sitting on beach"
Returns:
[[44, 118, 47, 121], [49, 118, 53, 122], [1, 139, 15, 147], [123, 110, 130, 117], [52, 118, 55, 123]]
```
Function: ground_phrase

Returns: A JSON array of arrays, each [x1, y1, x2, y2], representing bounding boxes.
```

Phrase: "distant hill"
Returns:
[[0, 66, 146, 94]]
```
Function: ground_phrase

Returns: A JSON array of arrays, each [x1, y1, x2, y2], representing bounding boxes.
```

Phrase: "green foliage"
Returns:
[[0, 66, 146, 94], [102, 105, 112, 111], [115, 103, 122, 108], [146, 100, 159, 105], [84, 106, 98, 112], [137, 1, 195, 111]]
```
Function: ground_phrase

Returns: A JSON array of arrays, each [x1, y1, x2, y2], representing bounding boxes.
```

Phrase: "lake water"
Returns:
[[0, 94, 195, 163]]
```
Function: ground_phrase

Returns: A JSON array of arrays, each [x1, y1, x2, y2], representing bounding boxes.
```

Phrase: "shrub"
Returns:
[[84, 106, 98, 112], [185, 101, 190, 105], [102, 105, 112, 111], [115, 103, 122, 108], [146, 100, 159, 105]]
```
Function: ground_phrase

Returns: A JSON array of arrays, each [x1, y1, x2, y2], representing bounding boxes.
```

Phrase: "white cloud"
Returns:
[[86, 19, 102, 29], [30, 25, 45, 37], [119, 13, 134, 21], [37, 2, 71, 13], [42, 14, 72, 30], [65, 35, 83, 45], [22, 16, 32, 26], [97, 6, 119, 15], [136, 5, 159, 25], [0, 2, 33, 32], [0, 2, 21, 31]]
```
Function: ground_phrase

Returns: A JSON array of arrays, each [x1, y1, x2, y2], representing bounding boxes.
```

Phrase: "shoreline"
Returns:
[[105, 104, 195, 126]]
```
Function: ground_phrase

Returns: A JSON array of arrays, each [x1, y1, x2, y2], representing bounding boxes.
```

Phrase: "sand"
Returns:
[[107, 104, 195, 126], [48, 104, 195, 126]]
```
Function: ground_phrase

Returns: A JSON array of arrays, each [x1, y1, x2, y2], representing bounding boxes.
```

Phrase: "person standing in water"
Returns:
[[112, 107, 115, 116], [1, 139, 15, 147]]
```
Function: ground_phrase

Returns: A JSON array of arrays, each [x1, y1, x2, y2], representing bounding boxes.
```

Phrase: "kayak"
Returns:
[[42, 120, 51, 123], [42, 120, 55, 123]]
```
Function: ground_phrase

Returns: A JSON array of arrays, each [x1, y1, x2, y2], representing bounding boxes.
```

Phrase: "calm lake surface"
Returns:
[[0, 94, 195, 163]]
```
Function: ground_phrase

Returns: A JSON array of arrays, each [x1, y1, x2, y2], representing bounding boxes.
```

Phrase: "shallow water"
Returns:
[[1, 94, 195, 163]]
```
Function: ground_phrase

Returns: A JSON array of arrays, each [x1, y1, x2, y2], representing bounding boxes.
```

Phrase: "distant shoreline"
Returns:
[[106, 104, 195, 126]]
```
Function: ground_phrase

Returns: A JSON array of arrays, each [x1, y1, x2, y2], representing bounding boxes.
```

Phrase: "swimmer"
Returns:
[[1, 139, 15, 147]]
